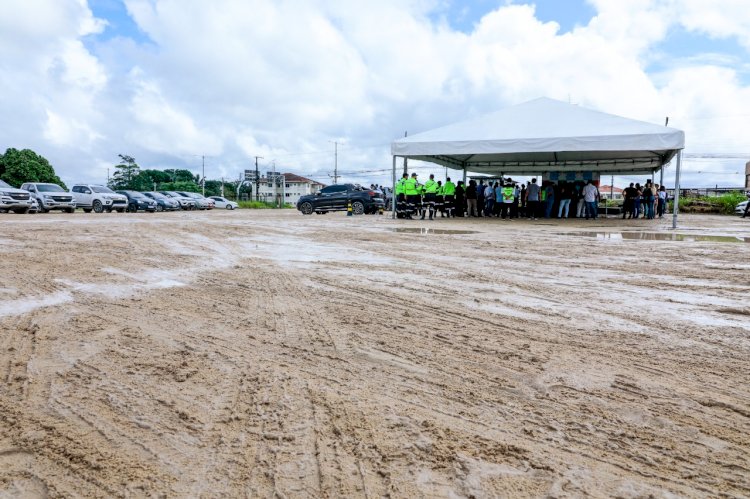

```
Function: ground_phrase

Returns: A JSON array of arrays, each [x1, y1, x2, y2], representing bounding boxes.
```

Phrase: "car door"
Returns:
[[73, 186, 92, 207], [319, 185, 347, 210]]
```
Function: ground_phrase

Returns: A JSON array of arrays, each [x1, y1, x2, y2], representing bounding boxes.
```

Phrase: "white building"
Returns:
[[255, 173, 325, 205]]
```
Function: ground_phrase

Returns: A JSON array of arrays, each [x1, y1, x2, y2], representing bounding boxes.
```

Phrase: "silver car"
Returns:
[[20, 182, 76, 213], [0, 179, 34, 214]]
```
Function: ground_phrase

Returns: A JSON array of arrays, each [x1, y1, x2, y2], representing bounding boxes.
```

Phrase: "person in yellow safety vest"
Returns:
[[436, 180, 444, 217], [422, 174, 439, 220], [500, 182, 515, 220], [395, 173, 408, 218], [404, 172, 419, 219], [442, 177, 456, 217]]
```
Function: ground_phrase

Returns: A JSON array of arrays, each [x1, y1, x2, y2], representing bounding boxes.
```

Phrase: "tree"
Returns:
[[110, 154, 140, 190], [157, 181, 201, 193], [163, 169, 197, 183], [0, 148, 66, 188]]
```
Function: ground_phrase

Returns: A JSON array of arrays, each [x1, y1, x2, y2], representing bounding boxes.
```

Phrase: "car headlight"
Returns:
[[43, 194, 54, 199], [103, 195, 112, 200], [0, 191, 11, 196]]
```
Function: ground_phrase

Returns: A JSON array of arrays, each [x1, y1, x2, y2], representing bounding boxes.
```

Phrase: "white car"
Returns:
[[0, 179, 34, 214], [209, 196, 239, 210], [20, 182, 76, 213], [71, 184, 128, 213], [736, 200, 748, 216]]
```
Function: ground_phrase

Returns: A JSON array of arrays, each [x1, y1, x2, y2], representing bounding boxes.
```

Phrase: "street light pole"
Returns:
[[202, 155, 205, 196], [254, 156, 263, 202]]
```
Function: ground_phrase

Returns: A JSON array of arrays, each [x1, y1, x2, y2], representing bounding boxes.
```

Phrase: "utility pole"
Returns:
[[402, 131, 408, 175], [329, 141, 340, 184], [202, 155, 205, 196], [254, 156, 263, 202]]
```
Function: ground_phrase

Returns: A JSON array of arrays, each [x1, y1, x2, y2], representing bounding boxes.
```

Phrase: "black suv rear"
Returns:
[[297, 184, 384, 215]]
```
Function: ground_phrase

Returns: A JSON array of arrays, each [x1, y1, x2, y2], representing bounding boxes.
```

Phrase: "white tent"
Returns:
[[390, 97, 686, 227]]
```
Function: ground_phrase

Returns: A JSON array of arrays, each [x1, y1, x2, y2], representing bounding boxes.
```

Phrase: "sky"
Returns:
[[1, 0, 749, 189]]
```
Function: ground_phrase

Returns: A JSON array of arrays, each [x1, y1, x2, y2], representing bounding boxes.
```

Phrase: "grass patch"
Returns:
[[673, 192, 746, 215], [238, 201, 294, 209]]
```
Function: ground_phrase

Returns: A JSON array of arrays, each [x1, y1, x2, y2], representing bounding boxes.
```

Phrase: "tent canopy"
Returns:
[[390, 97, 685, 175]]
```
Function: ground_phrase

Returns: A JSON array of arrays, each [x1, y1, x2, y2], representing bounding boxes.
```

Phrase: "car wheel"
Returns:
[[66, 207, 75, 214], [300, 202, 313, 215], [226, 205, 232, 210], [93, 200, 103, 213], [38, 203, 49, 213], [352, 201, 365, 215], [127, 204, 136, 213], [156, 204, 164, 212]]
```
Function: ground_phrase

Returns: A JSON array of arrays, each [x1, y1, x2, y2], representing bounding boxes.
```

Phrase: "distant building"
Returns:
[[255, 172, 325, 205], [598, 185, 623, 200]]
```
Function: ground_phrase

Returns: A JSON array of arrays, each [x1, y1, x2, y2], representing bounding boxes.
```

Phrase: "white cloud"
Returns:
[[0, 0, 748, 188]]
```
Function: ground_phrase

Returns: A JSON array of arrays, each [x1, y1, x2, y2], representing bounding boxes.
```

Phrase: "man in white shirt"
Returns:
[[582, 180, 599, 220]]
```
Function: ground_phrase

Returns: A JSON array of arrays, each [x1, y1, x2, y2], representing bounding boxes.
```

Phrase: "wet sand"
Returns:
[[1, 210, 748, 497]]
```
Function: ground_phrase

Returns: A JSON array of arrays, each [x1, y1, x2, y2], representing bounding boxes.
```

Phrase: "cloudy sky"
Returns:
[[1, 0, 749, 188]]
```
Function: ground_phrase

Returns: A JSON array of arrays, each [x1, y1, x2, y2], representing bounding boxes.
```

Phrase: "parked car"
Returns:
[[208, 196, 239, 210], [736, 199, 748, 216], [71, 184, 128, 213], [177, 191, 214, 210], [20, 182, 76, 213], [116, 190, 157, 212], [159, 191, 197, 210], [297, 184, 385, 215], [142, 191, 180, 211], [0, 179, 34, 214]]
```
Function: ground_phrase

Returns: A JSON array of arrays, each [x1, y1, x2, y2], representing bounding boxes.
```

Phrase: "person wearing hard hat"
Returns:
[[404, 172, 420, 219]]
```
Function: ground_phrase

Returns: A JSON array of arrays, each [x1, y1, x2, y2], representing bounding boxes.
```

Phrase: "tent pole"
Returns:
[[672, 150, 682, 229], [462, 164, 467, 185], [659, 165, 664, 187], [392, 155, 397, 219]]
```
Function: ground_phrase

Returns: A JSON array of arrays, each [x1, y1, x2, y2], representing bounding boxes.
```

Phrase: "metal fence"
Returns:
[[666, 187, 746, 198]]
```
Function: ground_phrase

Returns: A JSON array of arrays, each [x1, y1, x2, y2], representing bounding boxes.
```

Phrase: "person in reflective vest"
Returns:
[[500, 182, 515, 219], [442, 178, 456, 217], [395, 173, 408, 218], [422, 174, 439, 220], [404, 173, 419, 219]]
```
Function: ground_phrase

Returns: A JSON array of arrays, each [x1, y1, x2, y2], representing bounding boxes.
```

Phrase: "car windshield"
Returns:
[[128, 191, 146, 199], [91, 186, 115, 193], [147, 192, 167, 199], [0, 180, 12, 188], [37, 184, 65, 192]]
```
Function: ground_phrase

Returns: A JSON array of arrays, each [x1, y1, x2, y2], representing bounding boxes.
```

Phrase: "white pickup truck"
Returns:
[[20, 182, 76, 213], [0, 179, 34, 214], [71, 184, 128, 213]]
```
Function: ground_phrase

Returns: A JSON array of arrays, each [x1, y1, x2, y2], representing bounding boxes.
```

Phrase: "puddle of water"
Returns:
[[563, 232, 750, 243], [388, 228, 479, 235]]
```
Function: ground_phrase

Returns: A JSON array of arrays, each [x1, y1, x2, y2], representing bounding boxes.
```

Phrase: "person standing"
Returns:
[[486, 182, 497, 217], [582, 180, 599, 220], [501, 181, 514, 219], [422, 174, 438, 220], [443, 177, 456, 217], [494, 181, 503, 216], [623, 183, 635, 219], [525, 178, 541, 220], [395, 173, 408, 218], [657, 185, 667, 218], [558, 183, 571, 218], [404, 172, 420, 219], [575, 182, 585, 218], [543, 182, 556, 218], [633, 183, 642, 219], [476, 180, 485, 217], [520, 183, 527, 218], [512, 181, 520, 218], [642, 181, 654, 219], [466, 180, 478, 217], [455, 180, 465, 217]]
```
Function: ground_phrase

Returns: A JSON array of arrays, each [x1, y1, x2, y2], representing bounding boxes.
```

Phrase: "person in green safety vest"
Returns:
[[500, 182, 515, 220], [404, 173, 419, 219], [442, 177, 456, 217], [435, 180, 444, 217], [395, 173, 408, 218], [421, 174, 439, 220]]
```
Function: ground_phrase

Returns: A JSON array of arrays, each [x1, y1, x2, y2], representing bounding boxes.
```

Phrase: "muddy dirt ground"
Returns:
[[1, 210, 748, 497]]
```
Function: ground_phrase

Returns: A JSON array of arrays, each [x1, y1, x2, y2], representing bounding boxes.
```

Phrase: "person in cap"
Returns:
[[404, 172, 420, 219]]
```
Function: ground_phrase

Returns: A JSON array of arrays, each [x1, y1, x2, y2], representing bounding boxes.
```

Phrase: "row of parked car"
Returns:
[[0, 180, 239, 214]]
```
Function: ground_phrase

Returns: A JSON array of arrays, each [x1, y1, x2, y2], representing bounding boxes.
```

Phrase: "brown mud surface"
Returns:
[[1, 210, 749, 497]]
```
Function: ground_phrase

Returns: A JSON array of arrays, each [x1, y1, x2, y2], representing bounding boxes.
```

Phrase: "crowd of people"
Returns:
[[386, 173, 670, 221]]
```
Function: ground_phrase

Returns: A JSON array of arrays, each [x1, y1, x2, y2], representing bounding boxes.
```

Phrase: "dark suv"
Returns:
[[297, 184, 384, 215]]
